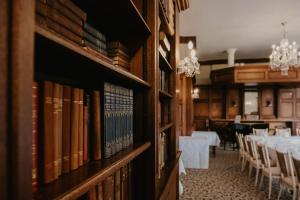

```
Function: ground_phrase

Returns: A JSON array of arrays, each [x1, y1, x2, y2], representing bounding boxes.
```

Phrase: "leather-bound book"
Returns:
[[103, 175, 115, 200], [83, 23, 106, 42], [120, 166, 128, 200], [62, 85, 71, 173], [46, 0, 83, 26], [97, 182, 103, 200], [36, 0, 47, 17], [88, 186, 97, 200], [78, 89, 84, 166], [58, 0, 87, 21], [128, 163, 133, 200], [70, 88, 79, 170], [53, 83, 63, 178], [83, 93, 90, 163], [93, 90, 101, 160], [58, 84, 63, 175], [43, 81, 55, 183], [103, 83, 111, 159], [32, 82, 39, 190], [46, 6, 84, 37], [114, 170, 121, 200], [107, 42, 129, 56]]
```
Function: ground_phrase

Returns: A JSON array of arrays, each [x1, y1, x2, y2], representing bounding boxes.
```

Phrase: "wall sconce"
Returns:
[[192, 88, 199, 99], [266, 100, 272, 107], [231, 100, 237, 107]]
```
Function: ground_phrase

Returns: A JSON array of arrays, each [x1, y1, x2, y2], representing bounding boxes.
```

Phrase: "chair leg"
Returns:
[[293, 187, 297, 200], [241, 157, 245, 172], [248, 165, 252, 179], [255, 168, 259, 186], [278, 184, 283, 200], [259, 174, 264, 189], [268, 176, 272, 199]]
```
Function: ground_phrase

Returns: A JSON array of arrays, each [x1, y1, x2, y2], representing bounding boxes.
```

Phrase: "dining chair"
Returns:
[[248, 139, 262, 186], [292, 156, 300, 200], [276, 128, 291, 137], [241, 136, 250, 172], [257, 144, 281, 199], [253, 128, 269, 136], [237, 133, 246, 171], [276, 150, 297, 200], [296, 128, 300, 136]]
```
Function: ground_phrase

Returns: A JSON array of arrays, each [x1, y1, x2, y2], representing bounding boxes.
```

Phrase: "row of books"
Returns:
[[79, 163, 133, 200], [31, 81, 134, 188], [158, 132, 168, 179], [160, 0, 175, 35], [35, 0, 108, 55], [107, 42, 131, 71], [160, 69, 169, 92], [104, 83, 134, 159], [158, 101, 170, 127]]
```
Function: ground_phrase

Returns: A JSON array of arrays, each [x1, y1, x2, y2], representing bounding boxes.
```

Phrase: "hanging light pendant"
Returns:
[[177, 41, 200, 77], [269, 22, 300, 75]]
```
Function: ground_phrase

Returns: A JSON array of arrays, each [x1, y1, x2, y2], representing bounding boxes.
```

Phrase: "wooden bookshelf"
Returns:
[[159, 50, 174, 72], [34, 142, 150, 200], [158, 0, 173, 35], [159, 90, 173, 99], [160, 123, 173, 132]]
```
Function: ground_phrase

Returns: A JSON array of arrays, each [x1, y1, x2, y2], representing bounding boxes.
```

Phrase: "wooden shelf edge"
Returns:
[[159, 90, 173, 99], [129, 0, 151, 35], [35, 25, 151, 88], [159, 50, 173, 72], [160, 123, 173, 132], [35, 142, 151, 200]]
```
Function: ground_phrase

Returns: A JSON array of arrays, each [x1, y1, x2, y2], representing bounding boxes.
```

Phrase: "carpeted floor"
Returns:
[[180, 149, 293, 200]]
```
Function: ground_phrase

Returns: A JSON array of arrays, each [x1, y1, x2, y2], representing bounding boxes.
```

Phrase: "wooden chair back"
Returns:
[[292, 156, 300, 183]]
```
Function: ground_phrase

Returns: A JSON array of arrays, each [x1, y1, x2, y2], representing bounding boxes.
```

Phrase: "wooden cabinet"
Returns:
[[226, 89, 241, 119], [260, 89, 275, 119], [278, 89, 295, 119]]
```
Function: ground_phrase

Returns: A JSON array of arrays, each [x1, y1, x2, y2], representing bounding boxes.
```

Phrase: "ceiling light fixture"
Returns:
[[269, 22, 300, 75], [177, 41, 200, 77]]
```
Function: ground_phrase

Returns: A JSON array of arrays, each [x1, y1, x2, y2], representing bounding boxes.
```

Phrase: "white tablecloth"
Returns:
[[192, 131, 221, 146], [179, 136, 209, 169]]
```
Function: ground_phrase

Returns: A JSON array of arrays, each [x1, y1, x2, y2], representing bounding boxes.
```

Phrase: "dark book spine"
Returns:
[[78, 89, 84, 166], [129, 90, 133, 145], [103, 175, 115, 200], [83, 31, 107, 48], [46, 5, 84, 37], [32, 82, 39, 190], [83, 93, 90, 163], [115, 86, 120, 153], [93, 90, 101, 160], [88, 186, 97, 200], [43, 81, 55, 183], [114, 170, 121, 200], [104, 83, 111, 159], [62, 85, 71, 173], [97, 182, 103, 200], [70, 88, 79, 170], [57, 0, 87, 21], [46, 0, 83, 26], [121, 165, 128, 200], [111, 85, 116, 156], [128, 163, 133, 200], [126, 89, 130, 148], [83, 39, 107, 55], [83, 23, 106, 42]]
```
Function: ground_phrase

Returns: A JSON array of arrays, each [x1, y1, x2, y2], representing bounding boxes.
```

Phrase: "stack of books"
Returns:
[[103, 82, 134, 159], [83, 23, 108, 56], [32, 81, 102, 185], [159, 31, 171, 60], [79, 163, 133, 200], [107, 42, 131, 71], [35, 0, 86, 46]]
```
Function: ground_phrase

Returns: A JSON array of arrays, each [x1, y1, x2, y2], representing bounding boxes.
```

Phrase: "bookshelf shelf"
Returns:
[[159, 0, 173, 35], [160, 123, 173, 133], [34, 142, 151, 200], [159, 90, 173, 99], [72, 0, 151, 54], [159, 50, 174, 72], [35, 25, 151, 88]]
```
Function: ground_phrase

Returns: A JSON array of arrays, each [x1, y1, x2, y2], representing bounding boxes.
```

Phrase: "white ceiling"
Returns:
[[179, 0, 300, 61]]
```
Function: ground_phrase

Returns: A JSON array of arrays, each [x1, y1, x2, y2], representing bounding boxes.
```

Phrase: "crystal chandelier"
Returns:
[[177, 41, 200, 77], [269, 22, 300, 75]]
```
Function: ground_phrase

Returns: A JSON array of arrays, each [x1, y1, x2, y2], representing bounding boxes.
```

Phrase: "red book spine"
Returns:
[[43, 81, 55, 183], [93, 90, 101, 160], [70, 88, 79, 170], [62, 86, 71, 173], [32, 82, 39, 190], [78, 89, 84, 166]]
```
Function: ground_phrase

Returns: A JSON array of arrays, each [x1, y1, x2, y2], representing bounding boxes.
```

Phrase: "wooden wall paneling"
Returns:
[[260, 88, 276, 119], [194, 101, 209, 118], [185, 78, 194, 135], [278, 89, 295, 119], [295, 88, 300, 119], [0, 0, 9, 198], [8, 0, 35, 199], [226, 89, 241, 119], [181, 77, 187, 135], [210, 88, 224, 119], [176, 75, 183, 136]]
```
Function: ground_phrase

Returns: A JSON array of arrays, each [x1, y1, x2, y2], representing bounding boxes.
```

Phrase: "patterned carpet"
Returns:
[[180, 149, 293, 200]]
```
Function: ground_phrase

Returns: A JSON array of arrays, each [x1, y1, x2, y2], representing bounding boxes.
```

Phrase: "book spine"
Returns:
[[47, 6, 84, 37], [57, 0, 87, 21], [121, 165, 128, 200], [126, 89, 130, 148], [83, 93, 90, 163], [46, 0, 83, 26], [97, 182, 103, 200], [78, 89, 84, 166], [103, 175, 115, 200], [104, 83, 111, 159], [58, 84, 63, 176], [83, 23, 106, 42], [53, 83, 61, 178], [83, 31, 107, 47], [70, 88, 79, 170], [83, 39, 107, 55], [93, 90, 101, 160], [111, 85, 116, 156], [43, 81, 55, 183], [32, 82, 39, 190], [128, 163, 133, 200], [88, 186, 97, 200], [115, 86, 120, 153], [120, 88, 125, 150], [130, 90, 133, 146], [114, 170, 121, 200], [62, 85, 71, 173]]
